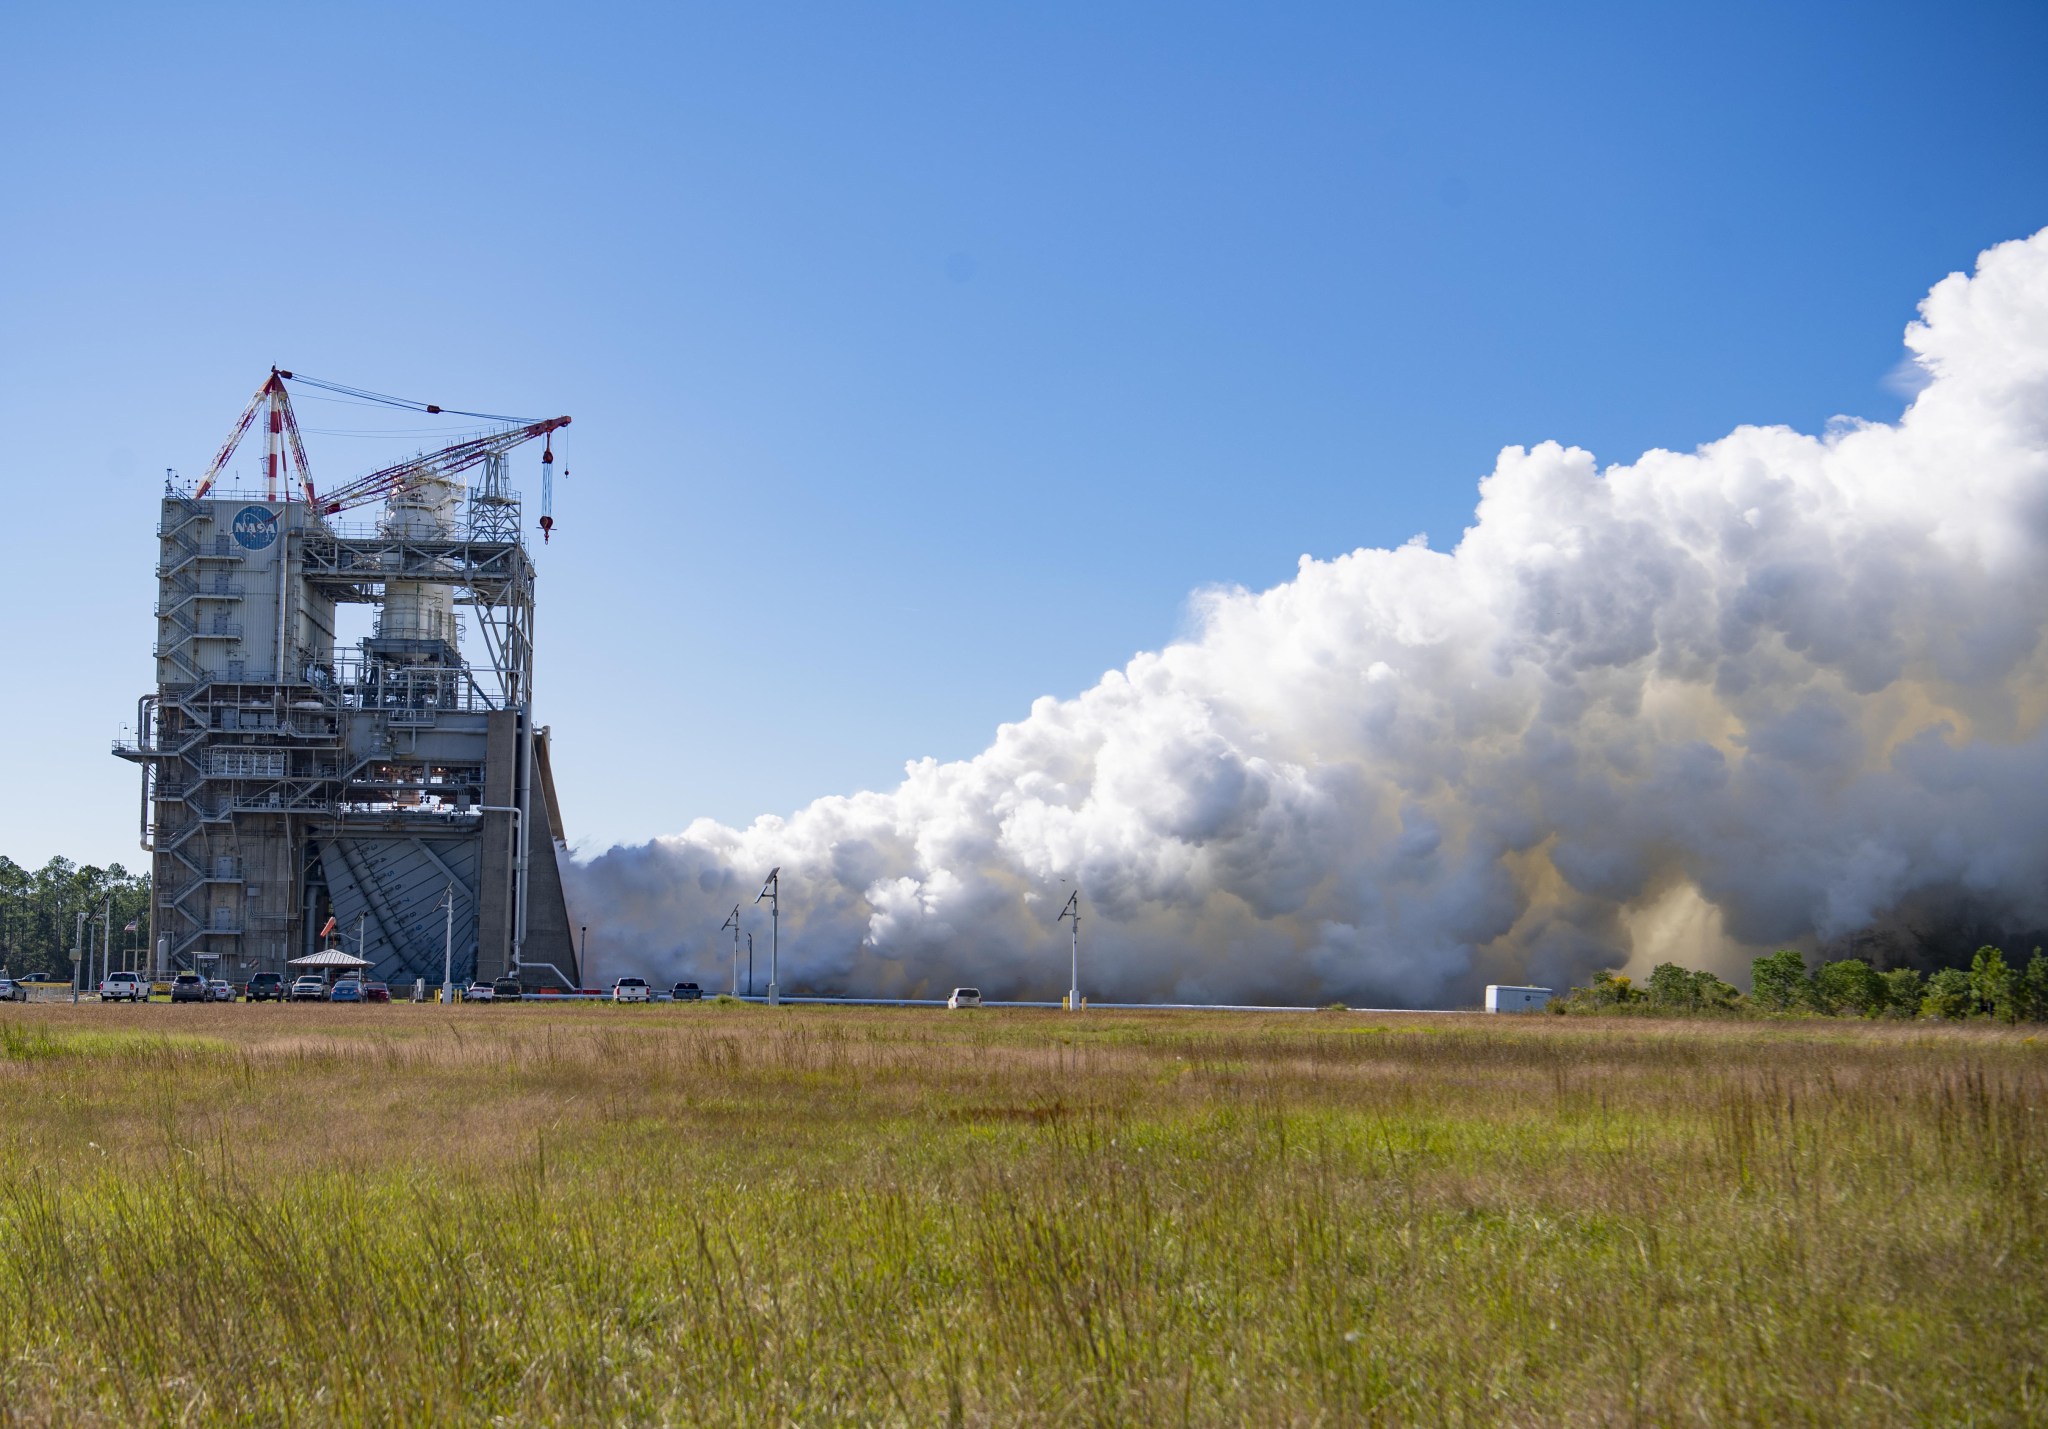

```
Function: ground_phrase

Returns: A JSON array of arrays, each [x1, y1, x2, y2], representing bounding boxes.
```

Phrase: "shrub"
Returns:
[[1750, 949, 1813, 1012], [1647, 962, 1695, 1008], [1814, 959, 1888, 1018], [1922, 968, 1975, 1020], [1970, 946, 2017, 1023], [2023, 950, 2048, 1022], [1591, 970, 1642, 1006], [1547, 969, 1643, 1015], [1880, 967, 1924, 1018], [1647, 962, 1740, 1013]]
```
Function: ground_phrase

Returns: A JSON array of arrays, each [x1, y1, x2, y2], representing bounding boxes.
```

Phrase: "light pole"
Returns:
[[754, 868, 780, 1005], [72, 911, 85, 1003], [1057, 888, 1082, 1011], [720, 904, 742, 997], [440, 883, 455, 1006], [747, 933, 754, 998]]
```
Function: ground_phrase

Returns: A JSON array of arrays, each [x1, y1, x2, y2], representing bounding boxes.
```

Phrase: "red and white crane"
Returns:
[[311, 415, 571, 532], [191, 369, 571, 536], [192, 367, 316, 504]]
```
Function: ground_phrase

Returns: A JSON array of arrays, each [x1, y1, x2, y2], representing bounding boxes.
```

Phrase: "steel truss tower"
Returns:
[[114, 461, 581, 991]]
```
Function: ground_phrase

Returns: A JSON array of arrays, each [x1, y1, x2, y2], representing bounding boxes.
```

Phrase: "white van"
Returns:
[[946, 988, 982, 1010]]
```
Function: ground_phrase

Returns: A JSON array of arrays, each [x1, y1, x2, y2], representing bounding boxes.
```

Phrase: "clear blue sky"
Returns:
[[2, 1, 2044, 871]]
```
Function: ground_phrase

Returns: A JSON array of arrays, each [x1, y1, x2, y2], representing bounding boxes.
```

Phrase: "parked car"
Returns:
[[170, 972, 208, 1004], [491, 976, 523, 1002], [363, 981, 391, 1004], [289, 975, 328, 1002], [946, 988, 983, 1010], [0, 978, 25, 1003], [206, 979, 235, 1002], [245, 972, 286, 1003], [99, 970, 148, 1003], [328, 980, 364, 1004], [612, 976, 650, 1004], [462, 981, 495, 1003], [670, 981, 702, 1002]]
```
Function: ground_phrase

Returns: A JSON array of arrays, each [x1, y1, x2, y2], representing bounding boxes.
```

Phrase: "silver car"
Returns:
[[0, 978, 26, 1003]]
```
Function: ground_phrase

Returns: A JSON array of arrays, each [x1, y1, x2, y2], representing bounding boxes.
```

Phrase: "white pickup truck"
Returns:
[[99, 970, 148, 1002]]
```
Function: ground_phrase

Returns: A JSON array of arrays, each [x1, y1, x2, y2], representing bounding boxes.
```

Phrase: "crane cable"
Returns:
[[276, 371, 537, 426]]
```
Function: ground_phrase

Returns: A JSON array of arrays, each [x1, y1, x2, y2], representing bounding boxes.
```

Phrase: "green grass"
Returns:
[[0, 1004, 2041, 1424]]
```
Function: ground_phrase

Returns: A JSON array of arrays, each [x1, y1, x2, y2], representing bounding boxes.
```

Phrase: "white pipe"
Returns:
[[478, 803, 522, 983], [519, 960, 575, 989], [515, 715, 532, 974], [274, 523, 289, 683]]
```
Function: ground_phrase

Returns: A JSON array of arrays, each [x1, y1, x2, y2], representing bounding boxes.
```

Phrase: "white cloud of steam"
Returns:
[[567, 230, 2048, 1006]]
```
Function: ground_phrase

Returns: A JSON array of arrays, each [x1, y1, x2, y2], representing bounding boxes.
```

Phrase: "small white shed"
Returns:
[[1485, 984, 1553, 1013]]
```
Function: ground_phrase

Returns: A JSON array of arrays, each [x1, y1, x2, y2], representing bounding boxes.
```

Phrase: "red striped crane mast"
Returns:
[[192, 367, 317, 504]]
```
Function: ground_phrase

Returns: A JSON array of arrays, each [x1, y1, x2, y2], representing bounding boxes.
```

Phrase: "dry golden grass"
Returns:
[[0, 1002, 2041, 1424]]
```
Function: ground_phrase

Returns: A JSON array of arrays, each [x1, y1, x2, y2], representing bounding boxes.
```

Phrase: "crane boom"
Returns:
[[193, 368, 317, 504], [313, 416, 571, 517]]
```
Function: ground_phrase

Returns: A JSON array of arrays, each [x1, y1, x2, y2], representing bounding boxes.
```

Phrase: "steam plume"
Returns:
[[567, 230, 2048, 1005]]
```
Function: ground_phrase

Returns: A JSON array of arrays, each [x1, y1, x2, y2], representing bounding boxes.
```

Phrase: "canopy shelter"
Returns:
[[288, 949, 373, 970]]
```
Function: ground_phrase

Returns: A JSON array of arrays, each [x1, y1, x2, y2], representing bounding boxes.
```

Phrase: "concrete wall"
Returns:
[[475, 711, 519, 983]]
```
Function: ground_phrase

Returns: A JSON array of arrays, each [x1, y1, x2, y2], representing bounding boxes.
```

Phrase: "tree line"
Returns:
[[1552, 945, 2048, 1021], [0, 856, 152, 982]]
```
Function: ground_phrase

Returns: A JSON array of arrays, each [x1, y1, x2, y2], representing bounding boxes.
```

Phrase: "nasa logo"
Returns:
[[231, 505, 278, 550]]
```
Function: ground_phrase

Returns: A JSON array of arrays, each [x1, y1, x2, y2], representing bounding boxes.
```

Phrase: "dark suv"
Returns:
[[245, 972, 286, 1003], [491, 976, 523, 1002], [671, 982, 702, 1002]]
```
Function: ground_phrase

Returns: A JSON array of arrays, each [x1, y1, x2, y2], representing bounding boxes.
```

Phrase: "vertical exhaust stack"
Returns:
[[378, 472, 463, 649]]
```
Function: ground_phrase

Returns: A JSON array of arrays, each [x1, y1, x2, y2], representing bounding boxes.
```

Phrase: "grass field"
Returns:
[[0, 1003, 2040, 1425]]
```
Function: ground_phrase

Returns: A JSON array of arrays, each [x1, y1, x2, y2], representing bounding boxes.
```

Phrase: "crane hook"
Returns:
[[540, 437, 556, 543]]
